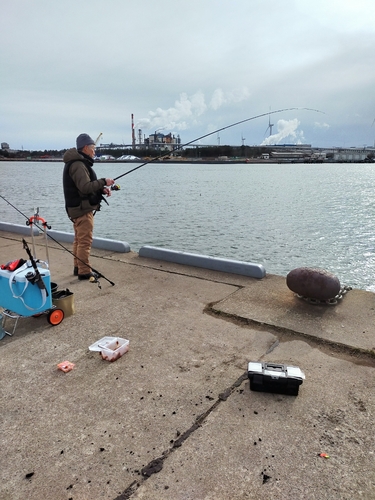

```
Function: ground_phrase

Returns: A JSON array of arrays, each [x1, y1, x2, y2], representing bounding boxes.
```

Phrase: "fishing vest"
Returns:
[[63, 159, 102, 210]]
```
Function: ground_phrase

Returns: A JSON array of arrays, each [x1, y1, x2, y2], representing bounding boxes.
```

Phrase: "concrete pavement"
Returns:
[[1, 230, 375, 500]]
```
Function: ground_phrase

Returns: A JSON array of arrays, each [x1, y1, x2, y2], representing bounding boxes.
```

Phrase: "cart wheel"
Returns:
[[48, 309, 64, 326]]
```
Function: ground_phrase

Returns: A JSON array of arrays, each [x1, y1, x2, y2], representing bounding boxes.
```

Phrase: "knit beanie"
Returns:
[[76, 133, 95, 150]]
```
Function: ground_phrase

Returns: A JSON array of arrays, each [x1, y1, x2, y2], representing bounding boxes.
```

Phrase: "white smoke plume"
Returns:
[[138, 87, 250, 132], [314, 121, 330, 130], [210, 87, 250, 110], [137, 91, 205, 132], [261, 118, 305, 145]]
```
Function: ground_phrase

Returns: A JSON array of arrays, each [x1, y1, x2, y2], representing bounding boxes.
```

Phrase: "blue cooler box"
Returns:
[[0, 265, 52, 316]]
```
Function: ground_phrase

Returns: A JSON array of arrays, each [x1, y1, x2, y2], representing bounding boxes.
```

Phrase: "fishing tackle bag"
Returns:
[[52, 289, 75, 317]]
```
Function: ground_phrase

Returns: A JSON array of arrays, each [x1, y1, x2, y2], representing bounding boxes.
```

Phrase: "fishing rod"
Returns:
[[113, 107, 324, 181], [0, 194, 115, 288]]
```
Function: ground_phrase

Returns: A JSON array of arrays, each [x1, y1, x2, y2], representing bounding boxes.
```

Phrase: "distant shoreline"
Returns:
[[0, 157, 373, 164], [0, 157, 255, 164]]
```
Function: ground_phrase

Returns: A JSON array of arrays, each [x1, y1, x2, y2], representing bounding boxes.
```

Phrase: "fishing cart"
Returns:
[[0, 210, 64, 339]]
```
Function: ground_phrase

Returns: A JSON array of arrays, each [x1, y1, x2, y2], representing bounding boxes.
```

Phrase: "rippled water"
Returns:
[[1, 160, 375, 291]]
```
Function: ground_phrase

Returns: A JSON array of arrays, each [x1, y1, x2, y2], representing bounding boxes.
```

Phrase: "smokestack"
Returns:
[[131, 113, 135, 148]]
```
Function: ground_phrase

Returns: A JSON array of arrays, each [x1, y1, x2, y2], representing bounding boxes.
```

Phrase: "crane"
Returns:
[[95, 133, 103, 145]]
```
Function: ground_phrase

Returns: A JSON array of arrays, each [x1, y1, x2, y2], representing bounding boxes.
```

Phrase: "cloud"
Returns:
[[138, 88, 250, 134], [1, 1, 374, 149], [209, 87, 250, 110], [261, 119, 305, 145], [314, 122, 330, 130], [209, 89, 225, 111]]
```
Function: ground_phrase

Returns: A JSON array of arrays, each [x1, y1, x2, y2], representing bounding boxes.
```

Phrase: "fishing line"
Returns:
[[0, 194, 115, 287], [113, 107, 324, 181]]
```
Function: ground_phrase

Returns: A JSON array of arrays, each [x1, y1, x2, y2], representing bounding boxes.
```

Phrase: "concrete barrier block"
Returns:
[[47, 230, 131, 253], [46, 230, 74, 244], [91, 236, 131, 253], [0, 222, 39, 236], [139, 246, 266, 279], [0, 224, 130, 254]]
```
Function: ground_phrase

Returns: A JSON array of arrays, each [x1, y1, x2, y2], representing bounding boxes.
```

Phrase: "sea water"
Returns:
[[1, 160, 375, 291]]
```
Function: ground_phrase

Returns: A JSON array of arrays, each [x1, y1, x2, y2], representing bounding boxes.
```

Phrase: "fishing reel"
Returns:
[[25, 270, 47, 292], [111, 184, 120, 191]]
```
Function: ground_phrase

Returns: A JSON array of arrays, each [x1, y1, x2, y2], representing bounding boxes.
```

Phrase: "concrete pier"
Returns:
[[1, 229, 374, 500]]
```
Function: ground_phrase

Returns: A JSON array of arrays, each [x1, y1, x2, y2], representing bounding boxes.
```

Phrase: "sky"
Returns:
[[1, 0, 375, 151]]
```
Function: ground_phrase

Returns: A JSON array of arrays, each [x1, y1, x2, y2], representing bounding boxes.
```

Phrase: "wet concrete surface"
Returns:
[[1, 230, 374, 500]]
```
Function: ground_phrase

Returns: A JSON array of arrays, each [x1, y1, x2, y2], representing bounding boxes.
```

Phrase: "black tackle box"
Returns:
[[247, 361, 305, 396]]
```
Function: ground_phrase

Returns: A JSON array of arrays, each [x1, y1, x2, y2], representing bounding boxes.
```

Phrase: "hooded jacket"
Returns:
[[63, 148, 106, 219]]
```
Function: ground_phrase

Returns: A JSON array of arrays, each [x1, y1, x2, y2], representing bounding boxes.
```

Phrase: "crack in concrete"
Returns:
[[264, 339, 280, 354], [204, 305, 375, 367], [113, 372, 248, 499]]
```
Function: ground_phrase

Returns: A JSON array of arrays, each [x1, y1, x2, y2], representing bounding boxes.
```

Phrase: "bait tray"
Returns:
[[89, 336, 129, 362]]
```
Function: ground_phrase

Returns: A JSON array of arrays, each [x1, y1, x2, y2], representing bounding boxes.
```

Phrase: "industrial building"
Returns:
[[130, 114, 181, 151]]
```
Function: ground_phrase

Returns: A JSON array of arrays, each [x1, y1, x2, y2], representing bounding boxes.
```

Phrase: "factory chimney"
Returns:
[[131, 114, 136, 149]]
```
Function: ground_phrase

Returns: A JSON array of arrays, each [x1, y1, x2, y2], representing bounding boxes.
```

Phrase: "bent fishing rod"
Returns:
[[113, 107, 324, 181], [0, 194, 115, 288]]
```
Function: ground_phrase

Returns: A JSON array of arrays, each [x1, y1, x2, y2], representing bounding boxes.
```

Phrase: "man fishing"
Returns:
[[63, 133, 114, 280]]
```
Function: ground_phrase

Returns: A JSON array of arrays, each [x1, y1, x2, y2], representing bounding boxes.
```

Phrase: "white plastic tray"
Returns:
[[89, 336, 119, 351], [89, 336, 129, 362]]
